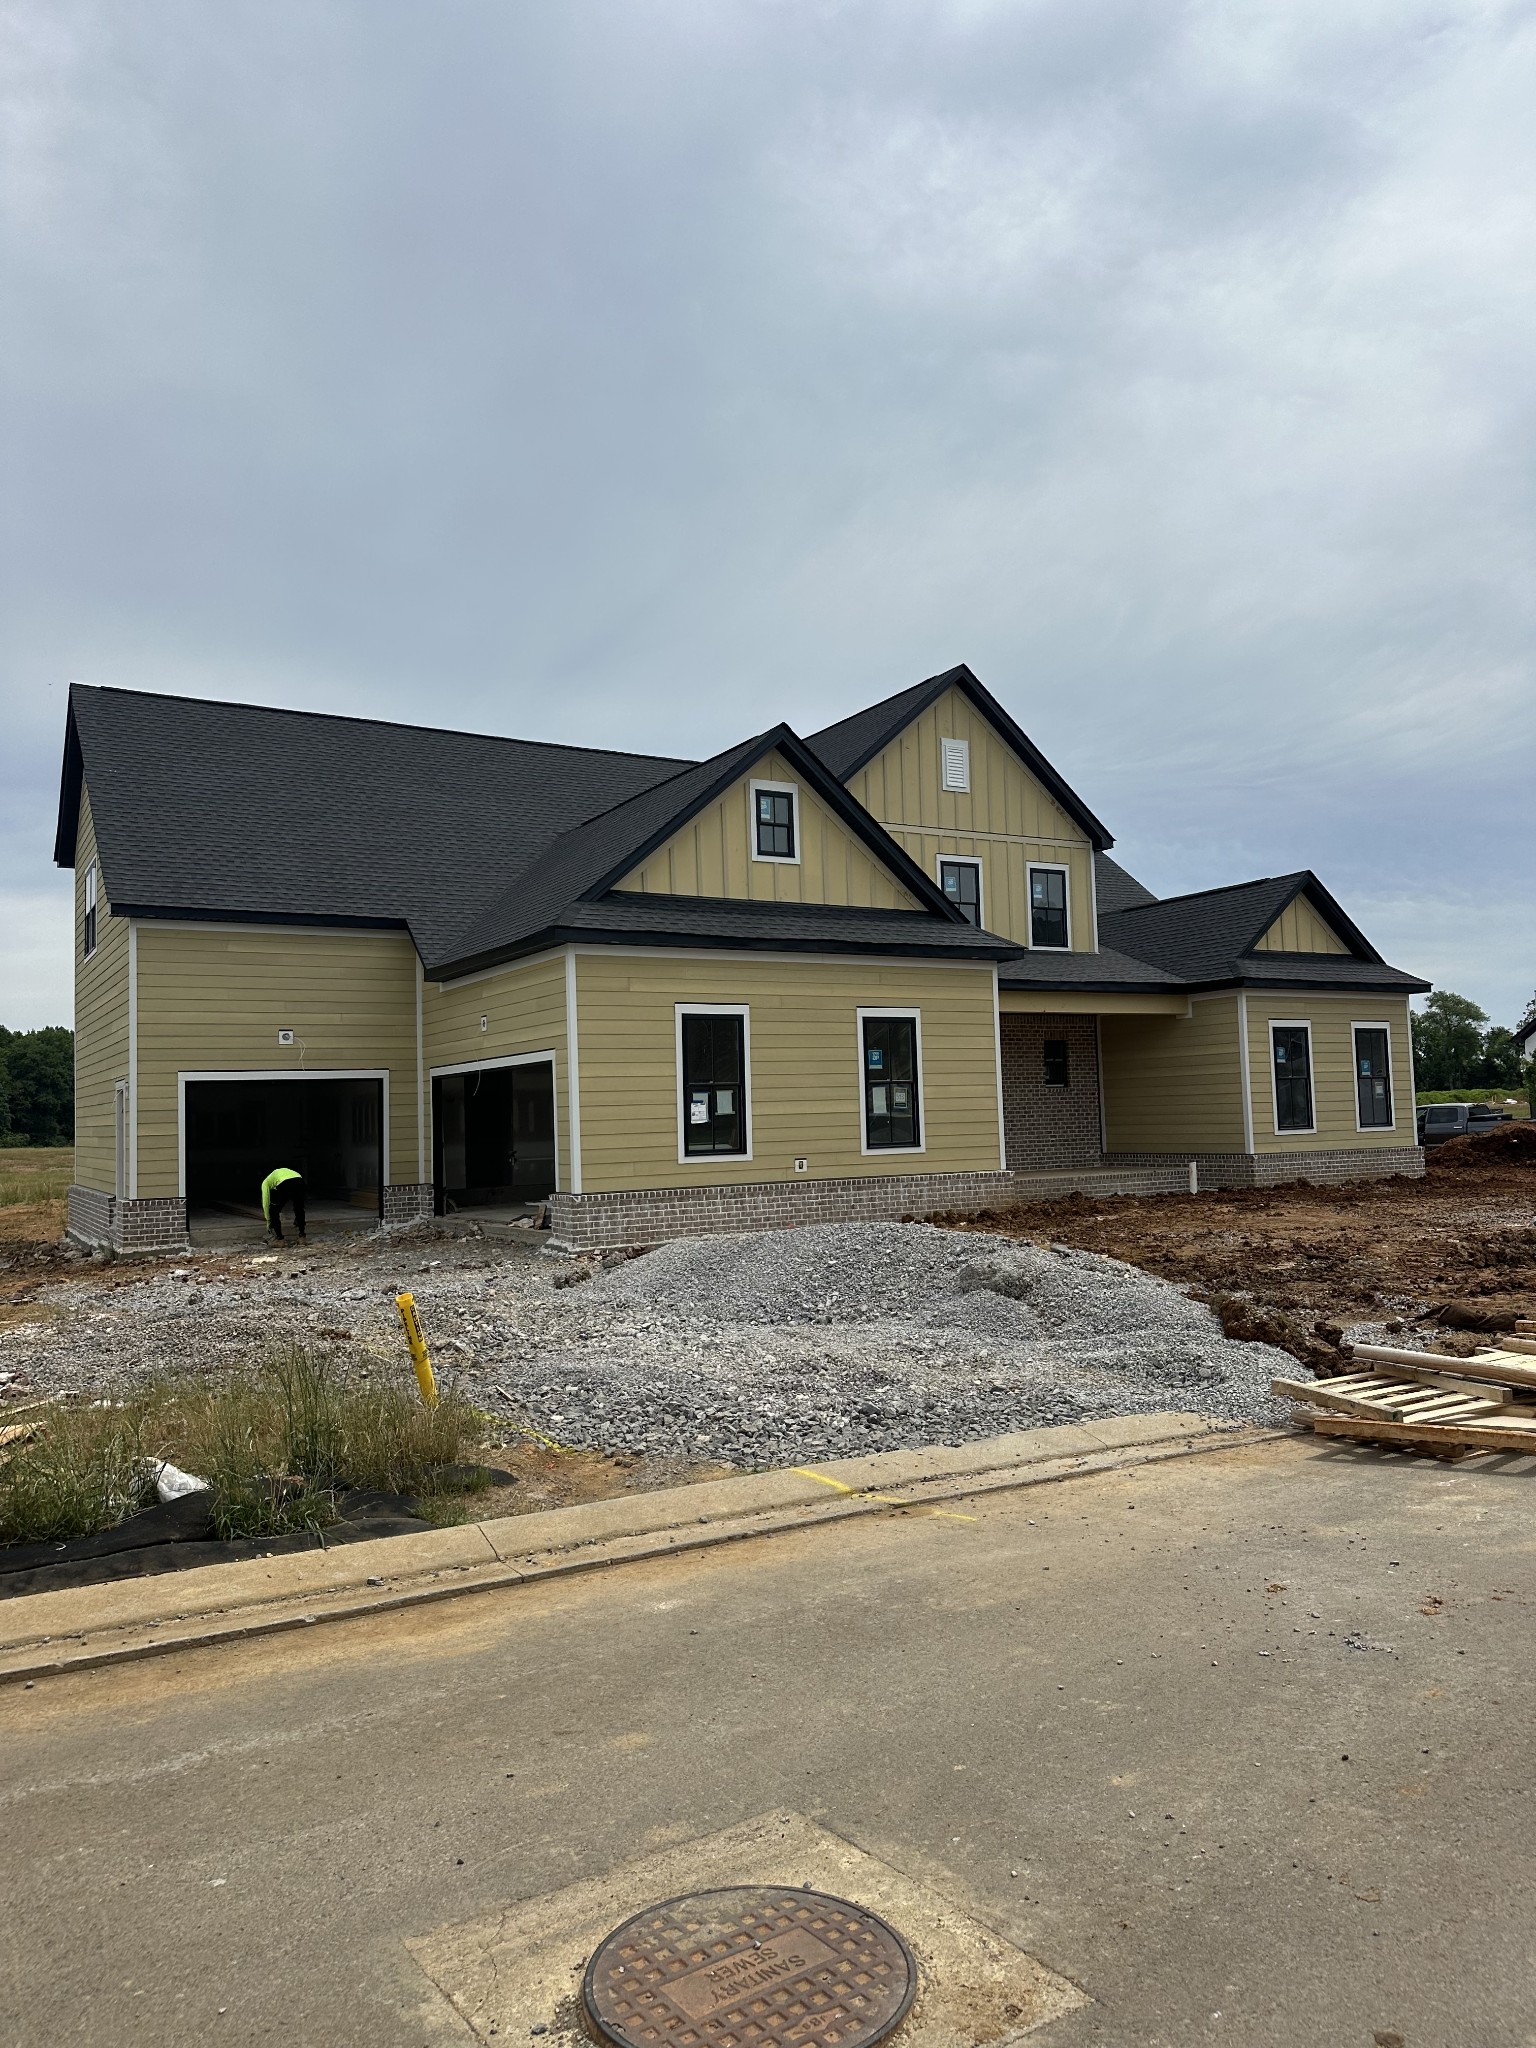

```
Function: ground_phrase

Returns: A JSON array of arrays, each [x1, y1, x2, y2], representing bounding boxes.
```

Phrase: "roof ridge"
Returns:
[[68, 681, 697, 770], [1106, 872, 1307, 913]]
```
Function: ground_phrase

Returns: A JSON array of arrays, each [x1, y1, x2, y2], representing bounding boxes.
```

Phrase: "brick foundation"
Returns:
[[1105, 1147, 1425, 1189], [67, 1185, 189, 1253], [383, 1183, 435, 1225], [1000, 1013, 1104, 1170], [549, 1170, 1019, 1250]]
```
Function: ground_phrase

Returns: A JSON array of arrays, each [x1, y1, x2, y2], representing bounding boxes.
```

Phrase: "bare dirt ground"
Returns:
[[936, 1134, 1536, 1373]]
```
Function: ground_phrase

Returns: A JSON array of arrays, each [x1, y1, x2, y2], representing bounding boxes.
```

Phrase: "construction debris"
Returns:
[[1275, 1317, 1536, 1459]]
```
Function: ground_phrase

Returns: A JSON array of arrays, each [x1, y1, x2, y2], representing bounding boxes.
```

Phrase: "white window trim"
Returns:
[[428, 1048, 562, 1192], [1351, 1020, 1397, 1134], [747, 779, 801, 866], [935, 853, 984, 927], [176, 1068, 390, 1201], [83, 861, 98, 960], [676, 1003, 752, 1164], [939, 736, 971, 793], [1267, 1020, 1317, 1137], [856, 1006, 925, 1157], [1026, 860, 1072, 951]]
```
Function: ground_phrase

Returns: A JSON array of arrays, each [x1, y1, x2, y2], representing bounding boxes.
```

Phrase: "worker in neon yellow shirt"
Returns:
[[260, 1166, 306, 1242]]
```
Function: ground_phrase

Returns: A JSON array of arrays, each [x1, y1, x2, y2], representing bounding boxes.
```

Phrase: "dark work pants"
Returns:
[[269, 1178, 306, 1239]]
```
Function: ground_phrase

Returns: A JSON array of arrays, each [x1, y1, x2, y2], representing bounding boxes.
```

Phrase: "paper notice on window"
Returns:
[[690, 1093, 710, 1124], [717, 1089, 733, 1113], [868, 1047, 884, 1068], [892, 1085, 909, 1110], [871, 1085, 888, 1116]]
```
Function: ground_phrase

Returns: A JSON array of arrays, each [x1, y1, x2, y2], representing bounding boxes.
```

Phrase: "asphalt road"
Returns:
[[2, 1436, 1532, 2048]]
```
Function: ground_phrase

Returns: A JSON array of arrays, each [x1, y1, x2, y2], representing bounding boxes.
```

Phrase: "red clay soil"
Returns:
[[935, 1130, 1536, 1375]]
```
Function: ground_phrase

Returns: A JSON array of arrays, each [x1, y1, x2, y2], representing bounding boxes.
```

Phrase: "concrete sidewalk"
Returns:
[[1, 1412, 1263, 1684]]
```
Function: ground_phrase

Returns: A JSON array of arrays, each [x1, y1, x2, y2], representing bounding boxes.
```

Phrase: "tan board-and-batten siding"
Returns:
[[72, 789, 130, 1192], [612, 748, 918, 909], [132, 925, 422, 1197], [842, 685, 1097, 952], [1253, 897, 1349, 955], [570, 950, 1003, 1194]]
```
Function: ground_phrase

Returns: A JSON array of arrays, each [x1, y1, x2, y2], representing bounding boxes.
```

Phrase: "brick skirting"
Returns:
[[67, 1185, 189, 1252], [383, 1183, 435, 1225], [1105, 1147, 1425, 1188], [549, 1170, 1019, 1250]]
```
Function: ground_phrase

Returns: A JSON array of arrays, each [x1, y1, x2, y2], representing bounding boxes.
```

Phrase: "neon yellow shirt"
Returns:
[[260, 1167, 302, 1221]]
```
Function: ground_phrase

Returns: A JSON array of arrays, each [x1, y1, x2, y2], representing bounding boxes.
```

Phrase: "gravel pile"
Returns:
[[1, 1220, 1293, 1466]]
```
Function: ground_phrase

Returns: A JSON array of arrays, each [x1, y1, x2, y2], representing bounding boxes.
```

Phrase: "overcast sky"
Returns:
[[3, 0, 1532, 1033]]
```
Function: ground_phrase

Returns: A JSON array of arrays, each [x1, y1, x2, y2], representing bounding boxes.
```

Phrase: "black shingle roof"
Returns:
[[57, 685, 692, 967], [1094, 852, 1159, 914], [807, 662, 1114, 851], [997, 943, 1183, 992], [1099, 873, 1428, 993]]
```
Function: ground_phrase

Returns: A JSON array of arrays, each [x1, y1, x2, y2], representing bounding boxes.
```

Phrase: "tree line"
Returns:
[[0, 1027, 74, 1148], [1410, 992, 1533, 1095]]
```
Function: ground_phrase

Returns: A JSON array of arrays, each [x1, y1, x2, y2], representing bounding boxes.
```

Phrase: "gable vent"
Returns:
[[940, 737, 970, 793]]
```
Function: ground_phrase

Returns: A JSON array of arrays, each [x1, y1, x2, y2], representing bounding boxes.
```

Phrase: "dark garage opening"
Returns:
[[433, 1061, 555, 1213], [184, 1077, 384, 1226]]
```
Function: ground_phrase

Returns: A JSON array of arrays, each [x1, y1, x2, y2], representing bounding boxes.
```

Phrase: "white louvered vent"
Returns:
[[940, 737, 971, 793]]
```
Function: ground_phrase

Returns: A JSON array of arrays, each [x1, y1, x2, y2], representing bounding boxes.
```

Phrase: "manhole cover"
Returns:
[[582, 1885, 917, 2048]]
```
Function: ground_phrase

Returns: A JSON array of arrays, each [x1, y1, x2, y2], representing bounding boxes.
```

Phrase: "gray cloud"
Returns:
[[3, 0, 1532, 1029]]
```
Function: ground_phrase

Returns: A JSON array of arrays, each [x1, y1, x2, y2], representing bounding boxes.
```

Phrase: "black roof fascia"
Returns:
[[109, 903, 413, 935], [1236, 871, 1383, 963], [581, 722, 971, 924], [53, 705, 83, 867], [813, 663, 1115, 852], [429, 917, 1012, 984]]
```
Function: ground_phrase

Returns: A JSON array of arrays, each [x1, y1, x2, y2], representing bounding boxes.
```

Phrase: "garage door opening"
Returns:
[[184, 1077, 384, 1230], [433, 1061, 555, 1214]]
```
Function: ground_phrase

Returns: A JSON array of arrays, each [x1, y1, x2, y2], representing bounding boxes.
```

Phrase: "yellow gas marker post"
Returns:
[[395, 1291, 439, 1407]]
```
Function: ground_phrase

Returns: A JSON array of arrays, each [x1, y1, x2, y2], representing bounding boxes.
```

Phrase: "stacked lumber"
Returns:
[[1273, 1323, 1536, 1458]]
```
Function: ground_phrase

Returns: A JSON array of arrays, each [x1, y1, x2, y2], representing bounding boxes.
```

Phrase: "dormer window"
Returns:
[[940, 737, 970, 792], [83, 862, 98, 959], [750, 780, 799, 863]]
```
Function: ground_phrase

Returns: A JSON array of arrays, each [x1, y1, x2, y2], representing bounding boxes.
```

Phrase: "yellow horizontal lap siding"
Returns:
[[72, 789, 130, 1193], [844, 687, 1095, 951], [133, 926, 421, 1196], [572, 951, 1001, 1192], [1247, 994, 1414, 1149], [1100, 997, 1247, 1153], [613, 750, 917, 910], [1000, 990, 1188, 1016], [1253, 897, 1348, 954], [424, 952, 569, 1188]]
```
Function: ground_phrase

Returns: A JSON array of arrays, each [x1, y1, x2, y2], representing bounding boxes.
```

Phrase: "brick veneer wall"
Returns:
[[383, 1183, 435, 1225], [67, 1185, 189, 1252], [549, 1170, 1019, 1250], [1106, 1147, 1425, 1188], [1000, 1013, 1103, 1169]]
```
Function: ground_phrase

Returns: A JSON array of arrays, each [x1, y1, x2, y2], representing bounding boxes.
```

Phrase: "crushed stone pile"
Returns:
[[3, 1221, 1294, 1467]]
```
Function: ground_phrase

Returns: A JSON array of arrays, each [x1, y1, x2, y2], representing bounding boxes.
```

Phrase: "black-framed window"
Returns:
[[83, 862, 98, 959], [862, 1015, 920, 1150], [754, 788, 796, 859], [1043, 1038, 1069, 1087], [1029, 866, 1068, 948], [681, 1011, 748, 1156], [1271, 1025, 1314, 1132], [1354, 1026, 1393, 1129], [938, 858, 982, 925]]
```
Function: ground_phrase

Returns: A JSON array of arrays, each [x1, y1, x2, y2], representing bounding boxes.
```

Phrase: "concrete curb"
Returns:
[[0, 1414, 1286, 1685]]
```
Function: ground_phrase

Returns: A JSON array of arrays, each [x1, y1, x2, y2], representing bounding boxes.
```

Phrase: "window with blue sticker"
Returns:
[[862, 1016, 919, 1149]]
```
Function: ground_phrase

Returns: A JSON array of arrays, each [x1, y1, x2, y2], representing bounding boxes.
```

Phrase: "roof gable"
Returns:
[[1252, 891, 1350, 956], [808, 663, 1113, 851], [612, 746, 922, 912]]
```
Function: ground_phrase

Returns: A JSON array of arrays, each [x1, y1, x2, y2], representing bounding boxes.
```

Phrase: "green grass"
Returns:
[[0, 1346, 488, 1547], [0, 1145, 73, 1207]]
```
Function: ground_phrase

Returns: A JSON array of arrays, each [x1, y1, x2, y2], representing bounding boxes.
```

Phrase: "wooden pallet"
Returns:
[[1274, 1333, 1536, 1459]]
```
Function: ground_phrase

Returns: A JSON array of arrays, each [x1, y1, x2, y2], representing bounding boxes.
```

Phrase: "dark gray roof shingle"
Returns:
[[1094, 852, 1159, 914]]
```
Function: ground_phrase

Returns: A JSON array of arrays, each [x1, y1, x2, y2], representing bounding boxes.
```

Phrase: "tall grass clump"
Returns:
[[0, 1404, 156, 1545], [0, 1346, 489, 1548]]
